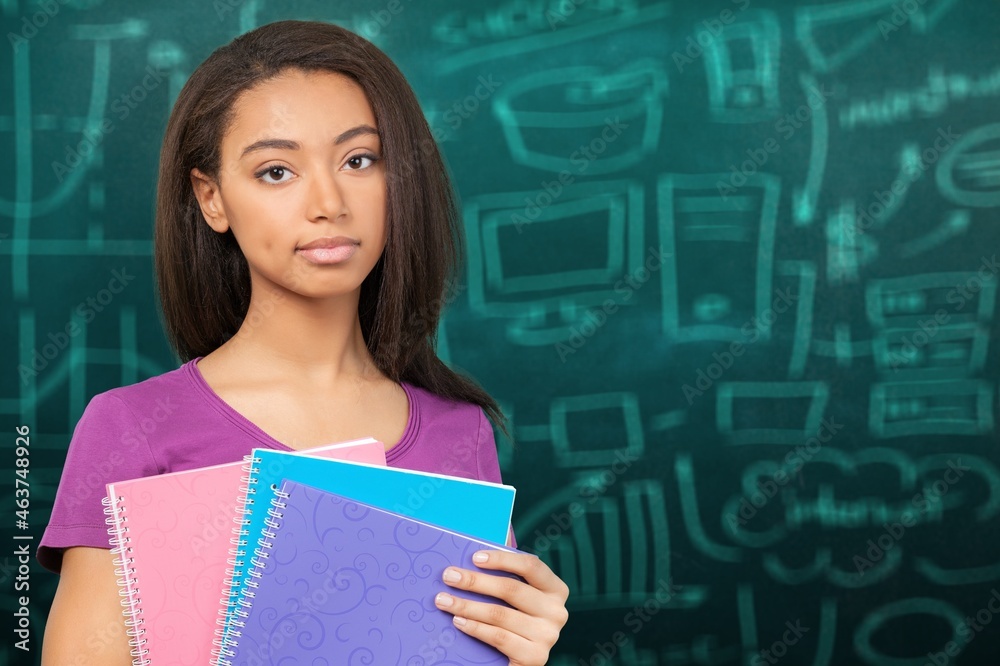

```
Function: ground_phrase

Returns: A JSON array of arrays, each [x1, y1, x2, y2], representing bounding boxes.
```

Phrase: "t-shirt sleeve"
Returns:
[[475, 408, 518, 549], [37, 391, 160, 574]]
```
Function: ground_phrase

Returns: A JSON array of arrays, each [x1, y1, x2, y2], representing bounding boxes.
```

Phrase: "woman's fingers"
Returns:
[[465, 550, 571, 601], [435, 589, 565, 645], [432, 549, 570, 666], [449, 610, 551, 666]]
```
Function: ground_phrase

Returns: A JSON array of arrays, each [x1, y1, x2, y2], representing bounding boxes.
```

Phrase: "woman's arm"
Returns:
[[41, 547, 135, 665]]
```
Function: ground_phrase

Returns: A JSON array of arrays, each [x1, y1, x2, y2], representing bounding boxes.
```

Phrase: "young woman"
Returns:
[[40, 19, 568, 665]]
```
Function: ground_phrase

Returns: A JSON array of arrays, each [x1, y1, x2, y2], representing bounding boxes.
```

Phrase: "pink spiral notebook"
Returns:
[[102, 437, 387, 666]]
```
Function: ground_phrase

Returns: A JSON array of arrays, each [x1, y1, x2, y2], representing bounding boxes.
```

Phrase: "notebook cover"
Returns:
[[224, 479, 520, 665], [103, 438, 386, 666], [215, 448, 517, 661]]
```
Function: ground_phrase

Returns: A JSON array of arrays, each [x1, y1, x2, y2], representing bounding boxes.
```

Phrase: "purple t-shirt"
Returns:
[[38, 356, 513, 574]]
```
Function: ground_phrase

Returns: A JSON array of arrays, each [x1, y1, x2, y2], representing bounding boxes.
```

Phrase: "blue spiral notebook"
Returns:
[[220, 479, 521, 665], [214, 449, 516, 663]]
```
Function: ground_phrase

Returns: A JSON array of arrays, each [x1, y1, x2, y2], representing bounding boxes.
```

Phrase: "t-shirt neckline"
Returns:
[[184, 355, 418, 463]]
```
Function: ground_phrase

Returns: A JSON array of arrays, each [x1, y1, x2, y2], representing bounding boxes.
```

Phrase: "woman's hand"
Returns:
[[434, 550, 570, 665]]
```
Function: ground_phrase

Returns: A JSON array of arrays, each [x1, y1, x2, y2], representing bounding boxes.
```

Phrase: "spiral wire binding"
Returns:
[[103, 493, 150, 666], [209, 453, 259, 664], [214, 477, 289, 665]]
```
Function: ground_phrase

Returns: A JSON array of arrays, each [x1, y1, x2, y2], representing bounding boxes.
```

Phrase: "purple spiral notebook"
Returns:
[[225, 479, 523, 664]]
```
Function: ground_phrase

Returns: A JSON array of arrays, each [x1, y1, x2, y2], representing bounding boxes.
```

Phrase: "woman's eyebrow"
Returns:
[[239, 124, 379, 160]]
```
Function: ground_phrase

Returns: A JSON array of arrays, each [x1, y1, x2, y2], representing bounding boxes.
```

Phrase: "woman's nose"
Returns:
[[306, 168, 348, 221]]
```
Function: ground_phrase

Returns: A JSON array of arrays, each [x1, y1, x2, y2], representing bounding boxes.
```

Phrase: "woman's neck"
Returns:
[[216, 283, 384, 391]]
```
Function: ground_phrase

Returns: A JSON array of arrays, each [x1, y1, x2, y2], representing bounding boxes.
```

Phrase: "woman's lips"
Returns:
[[295, 244, 358, 264]]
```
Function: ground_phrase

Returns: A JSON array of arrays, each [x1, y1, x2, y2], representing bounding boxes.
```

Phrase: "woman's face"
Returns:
[[190, 68, 387, 300]]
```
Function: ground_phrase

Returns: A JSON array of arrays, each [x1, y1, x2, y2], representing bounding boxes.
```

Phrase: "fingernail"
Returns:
[[473, 551, 489, 563], [443, 568, 461, 583], [453, 616, 467, 626], [435, 593, 453, 608]]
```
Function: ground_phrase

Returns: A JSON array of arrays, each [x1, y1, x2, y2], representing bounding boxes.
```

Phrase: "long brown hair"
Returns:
[[153, 19, 509, 440]]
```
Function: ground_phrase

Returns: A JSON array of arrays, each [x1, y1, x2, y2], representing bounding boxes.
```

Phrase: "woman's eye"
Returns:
[[254, 155, 377, 183], [345, 153, 378, 170], [255, 166, 292, 184]]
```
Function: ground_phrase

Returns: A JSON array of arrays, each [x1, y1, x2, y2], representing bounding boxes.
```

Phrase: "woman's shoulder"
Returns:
[[396, 381, 501, 483], [400, 380, 485, 424], [399, 380, 493, 451], [86, 358, 195, 417]]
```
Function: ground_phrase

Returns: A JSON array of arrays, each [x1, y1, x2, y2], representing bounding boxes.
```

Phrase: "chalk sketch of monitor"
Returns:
[[716, 380, 830, 446], [703, 10, 781, 123], [870, 379, 994, 438], [658, 172, 780, 343], [549, 391, 643, 469], [867, 272, 995, 378], [464, 180, 644, 345], [492, 60, 668, 175]]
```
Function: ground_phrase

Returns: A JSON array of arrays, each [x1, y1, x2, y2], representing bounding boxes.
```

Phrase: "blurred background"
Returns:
[[3, 0, 1000, 664]]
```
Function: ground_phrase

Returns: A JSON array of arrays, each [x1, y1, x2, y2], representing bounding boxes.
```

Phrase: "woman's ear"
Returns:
[[190, 168, 229, 233]]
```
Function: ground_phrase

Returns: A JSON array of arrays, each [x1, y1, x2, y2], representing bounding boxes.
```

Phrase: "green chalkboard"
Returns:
[[3, 0, 1000, 664]]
